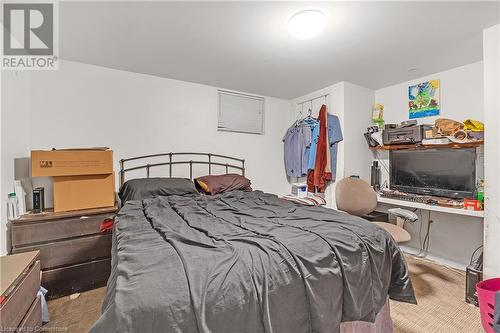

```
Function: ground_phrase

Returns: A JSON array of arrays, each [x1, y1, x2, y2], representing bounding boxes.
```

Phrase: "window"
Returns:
[[218, 90, 264, 134]]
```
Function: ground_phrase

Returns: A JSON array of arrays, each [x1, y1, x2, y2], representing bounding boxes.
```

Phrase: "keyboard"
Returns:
[[379, 189, 438, 205], [379, 189, 464, 208]]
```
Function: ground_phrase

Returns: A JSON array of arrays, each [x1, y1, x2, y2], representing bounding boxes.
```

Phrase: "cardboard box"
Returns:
[[31, 148, 113, 177], [53, 174, 115, 212]]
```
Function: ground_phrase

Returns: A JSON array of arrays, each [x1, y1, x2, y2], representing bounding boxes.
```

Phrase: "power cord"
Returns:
[[374, 151, 390, 176], [423, 214, 432, 253], [416, 210, 432, 258], [469, 245, 483, 270], [417, 209, 424, 254]]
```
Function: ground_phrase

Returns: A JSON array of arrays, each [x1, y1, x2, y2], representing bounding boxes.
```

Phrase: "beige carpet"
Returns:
[[45, 255, 483, 332], [45, 287, 105, 332], [390, 255, 482, 333]]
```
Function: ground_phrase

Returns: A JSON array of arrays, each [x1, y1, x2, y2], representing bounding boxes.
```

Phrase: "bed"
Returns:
[[90, 153, 416, 333]]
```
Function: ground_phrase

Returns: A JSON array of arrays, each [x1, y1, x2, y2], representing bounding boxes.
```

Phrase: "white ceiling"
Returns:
[[60, 1, 499, 99]]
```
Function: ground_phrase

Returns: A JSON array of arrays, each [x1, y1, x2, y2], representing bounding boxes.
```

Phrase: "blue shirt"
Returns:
[[283, 124, 312, 177], [308, 122, 320, 170], [327, 114, 343, 181]]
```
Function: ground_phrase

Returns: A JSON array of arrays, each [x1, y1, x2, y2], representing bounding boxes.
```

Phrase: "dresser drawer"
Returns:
[[0, 260, 40, 331], [12, 233, 112, 269], [17, 295, 41, 332], [11, 213, 112, 247], [42, 258, 111, 299]]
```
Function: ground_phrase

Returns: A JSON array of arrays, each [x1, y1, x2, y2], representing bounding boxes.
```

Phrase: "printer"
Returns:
[[382, 122, 431, 145]]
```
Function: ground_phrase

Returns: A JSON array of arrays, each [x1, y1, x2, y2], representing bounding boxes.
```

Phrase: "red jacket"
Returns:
[[308, 104, 332, 193]]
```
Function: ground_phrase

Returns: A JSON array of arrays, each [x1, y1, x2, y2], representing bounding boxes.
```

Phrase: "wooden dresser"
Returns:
[[9, 206, 117, 299], [0, 251, 41, 332]]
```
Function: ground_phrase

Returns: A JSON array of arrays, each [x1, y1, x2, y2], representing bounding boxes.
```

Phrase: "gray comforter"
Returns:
[[91, 190, 415, 333]]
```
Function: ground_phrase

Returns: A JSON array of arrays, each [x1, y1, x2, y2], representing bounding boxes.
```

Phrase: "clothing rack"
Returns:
[[296, 94, 330, 107], [296, 94, 330, 120]]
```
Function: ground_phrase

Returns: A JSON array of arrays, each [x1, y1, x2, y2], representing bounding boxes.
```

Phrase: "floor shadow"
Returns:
[[412, 261, 456, 282], [405, 256, 462, 298]]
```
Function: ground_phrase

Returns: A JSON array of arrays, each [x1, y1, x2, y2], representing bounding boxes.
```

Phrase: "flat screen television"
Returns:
[[389, 148, 476, 199]]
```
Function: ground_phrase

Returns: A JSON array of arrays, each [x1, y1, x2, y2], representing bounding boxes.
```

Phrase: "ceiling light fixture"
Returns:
[[287, 9, 326, 40]]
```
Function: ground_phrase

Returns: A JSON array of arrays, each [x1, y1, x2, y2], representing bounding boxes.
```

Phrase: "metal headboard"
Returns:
[[119, 152, 245, 187]]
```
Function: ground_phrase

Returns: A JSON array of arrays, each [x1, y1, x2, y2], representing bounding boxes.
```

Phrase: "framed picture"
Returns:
[[408, 80, 440, 119]]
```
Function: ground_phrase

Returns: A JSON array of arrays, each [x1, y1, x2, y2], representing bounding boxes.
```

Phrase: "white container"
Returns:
[[291, 183, 308, 198]]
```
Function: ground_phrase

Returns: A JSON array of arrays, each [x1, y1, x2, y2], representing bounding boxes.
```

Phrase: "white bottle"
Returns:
[[8, 192, 19, 220]]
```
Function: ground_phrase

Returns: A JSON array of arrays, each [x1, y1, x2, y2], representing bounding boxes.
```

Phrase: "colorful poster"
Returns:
[[408, 80, 440, 119]]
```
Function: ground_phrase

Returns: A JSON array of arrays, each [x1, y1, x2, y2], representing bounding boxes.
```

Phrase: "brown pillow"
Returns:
[[194, 174, 252, 195]]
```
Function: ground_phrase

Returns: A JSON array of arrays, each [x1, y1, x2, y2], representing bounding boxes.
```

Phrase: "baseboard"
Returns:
[[400, 245, 467, 271]]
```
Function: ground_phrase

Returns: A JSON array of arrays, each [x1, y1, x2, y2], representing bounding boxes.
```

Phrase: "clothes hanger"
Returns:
[[294, 103, 305, 127], [303, 100, 316, 123]]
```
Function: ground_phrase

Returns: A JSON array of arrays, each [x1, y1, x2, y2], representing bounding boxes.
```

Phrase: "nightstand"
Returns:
[[9, 206, 117, 299], [0, 251, 41, 331]]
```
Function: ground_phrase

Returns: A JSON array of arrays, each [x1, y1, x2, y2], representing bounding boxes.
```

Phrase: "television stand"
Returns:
[[377, 191, 483, 218]]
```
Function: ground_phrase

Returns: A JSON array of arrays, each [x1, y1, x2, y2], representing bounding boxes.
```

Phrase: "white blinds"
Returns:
[[218, 90, 264, 134]]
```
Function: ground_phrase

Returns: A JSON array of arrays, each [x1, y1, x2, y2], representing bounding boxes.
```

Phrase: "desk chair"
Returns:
[[335, 177, 416, 243]]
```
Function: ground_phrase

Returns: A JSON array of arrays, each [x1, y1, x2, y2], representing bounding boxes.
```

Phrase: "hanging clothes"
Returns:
[[306, 105, 344, 192], [328, 114, 343, 182], [283, 123, 312, 178], [309, 104, 332, 192], [307, 122, 320, 170], [324, 114, 332, 174], [299, 124, 312, 176], [303, 118, 319, 172]]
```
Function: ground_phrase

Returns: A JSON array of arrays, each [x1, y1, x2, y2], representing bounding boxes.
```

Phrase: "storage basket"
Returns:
[[476, 278, 500, 333]]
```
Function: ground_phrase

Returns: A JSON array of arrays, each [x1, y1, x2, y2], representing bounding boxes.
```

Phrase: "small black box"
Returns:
[[465, 264, 482, 307], [33, 187, 45, 213]]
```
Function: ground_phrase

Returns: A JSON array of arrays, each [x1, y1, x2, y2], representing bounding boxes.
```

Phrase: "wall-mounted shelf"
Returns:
[[369, 141, 483, 151]]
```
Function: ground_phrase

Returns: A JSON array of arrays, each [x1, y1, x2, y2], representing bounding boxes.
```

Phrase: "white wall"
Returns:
[[374, 61, 485, 267], [376, 61, 484, 124], [483, 24, 500, 278], [343, 82, 374, 181], [0, 60, 293, 255], [1, 70, 32, 255]]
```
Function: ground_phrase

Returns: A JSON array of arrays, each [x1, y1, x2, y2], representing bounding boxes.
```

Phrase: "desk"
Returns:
[[377, 195, 484, 218]]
